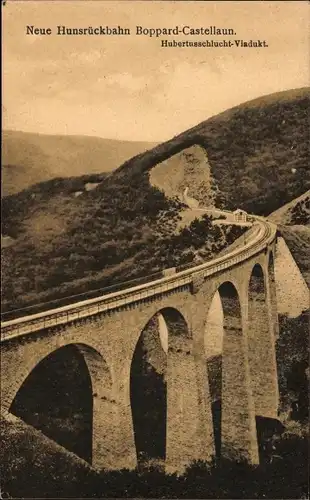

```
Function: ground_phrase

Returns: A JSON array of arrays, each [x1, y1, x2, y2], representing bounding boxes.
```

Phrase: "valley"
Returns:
[[1, 87, 309, 499], [2, 130, 157, 196], [2, 88, 309, 314]]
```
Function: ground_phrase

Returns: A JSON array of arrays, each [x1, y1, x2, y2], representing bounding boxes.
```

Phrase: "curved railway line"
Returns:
[[1, 216, 277, 341]]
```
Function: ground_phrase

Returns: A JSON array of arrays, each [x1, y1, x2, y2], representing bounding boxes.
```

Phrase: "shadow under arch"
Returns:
[[204, 289, 224, 460], [205, 281, 258, 463], [248, 262, 280, 462], [268, 250, 279, 338], [130, 307, 190, 469], [248, 262, 270, 419], [10, 343, 112, 465], [248, 262, 266, 294]]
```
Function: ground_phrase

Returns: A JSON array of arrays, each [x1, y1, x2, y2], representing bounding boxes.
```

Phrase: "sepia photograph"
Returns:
[[1, 1, 309, 498]]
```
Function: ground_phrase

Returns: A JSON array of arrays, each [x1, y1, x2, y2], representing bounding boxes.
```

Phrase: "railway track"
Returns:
[[1, 216, 276, 341]]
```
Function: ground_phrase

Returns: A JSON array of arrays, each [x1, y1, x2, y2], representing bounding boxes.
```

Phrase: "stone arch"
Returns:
[[130, 307, 191, 470], [130, 310, 169, 468], [130, 306, 206, 473], [248, 261, 266, 285], [205, 280, 259, 464], [247, 261, 280, 461], [9, 342, 114, 468], [247, 262, 279, 420]]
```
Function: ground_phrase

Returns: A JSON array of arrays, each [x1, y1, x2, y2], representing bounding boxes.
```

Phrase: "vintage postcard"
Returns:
[[1, 1, 309, 498]]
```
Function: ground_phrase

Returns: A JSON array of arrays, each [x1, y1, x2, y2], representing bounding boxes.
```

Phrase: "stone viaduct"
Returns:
[[1, 218, 280, 474]]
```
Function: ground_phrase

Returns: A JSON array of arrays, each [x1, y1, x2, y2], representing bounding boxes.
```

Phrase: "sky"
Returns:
[[2, 0, 309, 141]]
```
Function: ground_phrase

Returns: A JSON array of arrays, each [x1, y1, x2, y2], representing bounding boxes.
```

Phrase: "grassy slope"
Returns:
[[2, 416, 307, 499], [269, 190, 310, 225], [2, 130, 157, 196], [114, 87, 310, 215], [0, 415, 100, 499], [277, 225, 310, 287], [268, 191, 310, 286], [2, 88, 309, 312], [2, 87, 309, 493], [2, 179, 245, 312], [1, 89, 309, 498]]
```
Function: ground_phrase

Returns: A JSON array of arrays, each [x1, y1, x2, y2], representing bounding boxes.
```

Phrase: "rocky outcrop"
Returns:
[[149, 145, 216, 207]]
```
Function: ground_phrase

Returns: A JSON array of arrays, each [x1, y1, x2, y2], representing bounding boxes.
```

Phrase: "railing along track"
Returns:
[[1, 217, 276, 341]]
